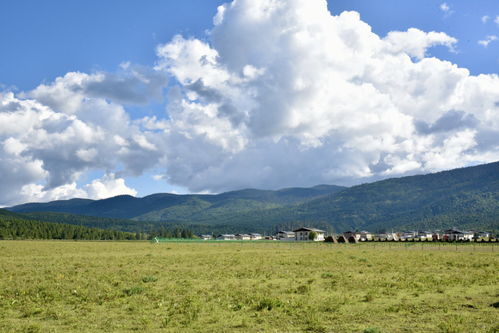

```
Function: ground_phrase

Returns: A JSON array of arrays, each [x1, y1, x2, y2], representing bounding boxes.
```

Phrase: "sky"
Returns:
[[0, 0, 498, 206]]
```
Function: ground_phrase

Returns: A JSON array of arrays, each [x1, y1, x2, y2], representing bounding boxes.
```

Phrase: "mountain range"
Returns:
[[7, 162, 499, 234]]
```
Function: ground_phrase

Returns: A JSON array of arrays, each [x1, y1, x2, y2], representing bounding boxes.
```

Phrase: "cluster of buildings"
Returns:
[[335, 228, 492, 242], [276, 227, 326, 241], [201, 233, 264, 241], [201, 227, 494, 242]]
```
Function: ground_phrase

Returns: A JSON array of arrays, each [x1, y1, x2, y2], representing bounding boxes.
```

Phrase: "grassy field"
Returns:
[[0, 241, 497, 332]]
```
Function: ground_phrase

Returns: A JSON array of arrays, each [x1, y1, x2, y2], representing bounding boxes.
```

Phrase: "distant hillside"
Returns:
[[19, 212, 154, 233], [10, 185, 345, 221], [133, 162, 499, 233], [0, 209, 139, 240], [7, 162, 499, 234], [301, 161, 499, 231], [249, 161, 499, 233]]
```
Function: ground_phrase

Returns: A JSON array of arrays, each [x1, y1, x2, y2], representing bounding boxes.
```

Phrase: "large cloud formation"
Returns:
[[0, 67, 166, 205], [155, 0, 499, 192], [1, 0, 499, 205]]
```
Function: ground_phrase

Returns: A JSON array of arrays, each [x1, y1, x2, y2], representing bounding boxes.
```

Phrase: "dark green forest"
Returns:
[[6, 162, 499, 235], [0, 210, 140, 240], [0, 209, 195, 240]]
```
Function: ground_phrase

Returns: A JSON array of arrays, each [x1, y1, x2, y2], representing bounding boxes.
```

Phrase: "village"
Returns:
[[201, 227, 496, 242]]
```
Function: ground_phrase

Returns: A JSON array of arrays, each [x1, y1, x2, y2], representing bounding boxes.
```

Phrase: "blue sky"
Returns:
[[1, 1, 224, 91], [0, 0, 498, 205], [2, 0, 497, 91]]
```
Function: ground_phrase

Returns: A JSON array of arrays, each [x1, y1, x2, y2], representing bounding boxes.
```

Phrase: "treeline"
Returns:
[[149, 227, 194, 239], [22, 211, 156, 233], [18, 211, 211, 238], [0, 215, 141, 240], [0, 209, 197, 240], [22, 212, 201, 236]]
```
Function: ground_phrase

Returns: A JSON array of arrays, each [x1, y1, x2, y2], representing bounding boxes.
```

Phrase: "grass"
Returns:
[[0, 241, 497, 332]]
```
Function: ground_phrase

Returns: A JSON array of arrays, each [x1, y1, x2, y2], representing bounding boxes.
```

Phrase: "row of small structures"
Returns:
[[201, 227, 497, 242]]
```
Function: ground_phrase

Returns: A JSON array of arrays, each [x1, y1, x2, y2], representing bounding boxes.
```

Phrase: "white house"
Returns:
[[277, 231, 295, 241], [443, 228, 474, 241], [386, 232, 399, 241], [375, 233, 388, 241], [474, 231, 491, 241], [217, 234, 236, 240], [417, 231, 433, 241], [200, 234, 213, 240], [250, 233, 262, 240], [293, 227, 325, 241], [235, 234, 251, 240], [360, 231, 373, 241], [401, 231, 417, 241]]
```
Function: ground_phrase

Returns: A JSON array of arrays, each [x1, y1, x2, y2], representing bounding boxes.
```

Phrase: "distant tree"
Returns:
[[308, 231, 318, 241]]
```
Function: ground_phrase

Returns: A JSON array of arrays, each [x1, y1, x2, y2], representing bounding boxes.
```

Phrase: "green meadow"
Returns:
[[0, 241, 497, 332]]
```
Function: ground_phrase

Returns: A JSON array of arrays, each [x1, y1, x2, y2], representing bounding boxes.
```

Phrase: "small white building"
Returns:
[[443, 228, 474, 241], [250, 233, 262, 240], [235, 234, 251, 240], [360, 231, 373, 241], [200, 234, 213, 240], [293, 227, 325, 241], [474, 231, 491, 240], [417, 231, 433, 241], [375, 233, 388, 241], [401, 231, 417, 241], [277, 231, 295, 241], [217, 234, 236, 240], [386, 232, 399, 241], [376, 232, 400, 241]]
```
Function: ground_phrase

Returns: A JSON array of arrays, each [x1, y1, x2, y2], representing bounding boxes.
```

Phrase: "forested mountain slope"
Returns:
[[10, 185, 345, 220], [257, 161, 499, 232], [7, 162, 499, 234]]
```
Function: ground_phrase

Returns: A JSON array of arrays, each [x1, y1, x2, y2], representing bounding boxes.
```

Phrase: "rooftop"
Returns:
[[293, 227, 325, 233]]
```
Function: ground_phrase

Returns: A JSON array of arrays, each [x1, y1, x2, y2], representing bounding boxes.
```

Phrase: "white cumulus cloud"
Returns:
[[383, 28, 457, 60], [153, 0, 499, 193], [84, 173, 138, 199], [0, 67, 166, 205], [439, 3, 453, 17], [1, 0, 499, 206], [478, 35, 498, 47]]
